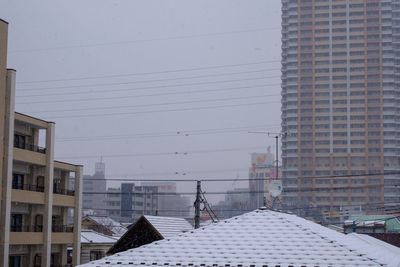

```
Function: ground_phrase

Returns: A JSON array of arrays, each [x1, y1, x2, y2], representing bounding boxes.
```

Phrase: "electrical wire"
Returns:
[[17, 75, 279, 98], [23, 94, 280, 115], [55, 124, 280, 142], [16, 83, 280, 105], [17, 60, 279, 84], [43, 101, 276, 119], [18, 68, 279, 92], [57, 145, 267, 159], [11, 27, 280, 55]]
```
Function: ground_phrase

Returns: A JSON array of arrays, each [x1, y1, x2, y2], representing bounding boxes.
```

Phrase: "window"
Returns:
[[9, 256, 21, 267], [90, 251, 105, 261], [10, 214, 22, 232], [14, 134, 25, 149], [12, 174, 24, 190]]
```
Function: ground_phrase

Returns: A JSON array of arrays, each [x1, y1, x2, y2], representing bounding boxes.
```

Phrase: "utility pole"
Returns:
[[194, 180, 201, 229], [275, 135, 279, 180]]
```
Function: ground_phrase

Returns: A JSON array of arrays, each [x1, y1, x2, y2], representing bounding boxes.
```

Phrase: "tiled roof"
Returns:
[[79, 209, 400, 267], [86, 215, 127, 236], [81, 230, 119, 244], [143, 215, 193, 239]]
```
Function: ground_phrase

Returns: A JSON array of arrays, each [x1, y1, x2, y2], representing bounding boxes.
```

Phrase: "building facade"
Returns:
[[248, 151, 277, 209], [82, 161, 107, 215], [0, 19, 83, 267], [281, 0, 400, 219], [104, 183, 158, 223], [141, 182, 191, 218]]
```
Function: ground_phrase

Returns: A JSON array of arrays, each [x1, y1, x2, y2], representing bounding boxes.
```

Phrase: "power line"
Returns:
[[71, 171, 400, 181], [23, 94, 280, 115], [80, 185, 387, 196], [55, 124, 280, 142], [16, 83, 280, 105], [57, 145, 267, 159], [17, 75, 279, 98], [17, 60, 279, 84], [42, 101, 276, 119], [11, 27, 280, 55], [18, 68, 280, 92]]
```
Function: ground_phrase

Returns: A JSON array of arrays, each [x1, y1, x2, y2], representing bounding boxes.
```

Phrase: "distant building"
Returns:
[[248, 149, 281, 210], [107, 215, 192, 255], [104, 183, 158, 222], [81, 161, 107, 215], [214, 188, 249, 219], [141, 181, 191, 218], [0, 19, 83, 267]]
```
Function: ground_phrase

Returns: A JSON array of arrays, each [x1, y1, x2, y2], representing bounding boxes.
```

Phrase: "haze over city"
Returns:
[[1, 0, 282, 203]]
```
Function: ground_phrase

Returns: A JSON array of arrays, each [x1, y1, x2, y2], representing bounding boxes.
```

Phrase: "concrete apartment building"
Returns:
[[281, 0, 400, 220], [104, 183, 158, 223], [0, 19, 83, 267]]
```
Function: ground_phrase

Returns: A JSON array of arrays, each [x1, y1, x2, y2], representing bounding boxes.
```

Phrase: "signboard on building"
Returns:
[[251, 153, 274, 168]]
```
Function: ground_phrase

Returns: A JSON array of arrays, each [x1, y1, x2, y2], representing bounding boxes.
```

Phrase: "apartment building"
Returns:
[[0, 19, 83, 267], [281, 0, 400, 219], [104, 183, 158, 223]]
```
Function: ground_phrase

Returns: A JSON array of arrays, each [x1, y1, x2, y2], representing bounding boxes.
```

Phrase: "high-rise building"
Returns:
[[281, 0, 400, 220], [0, 19, 83, 267], [81, 160, 107, 215]]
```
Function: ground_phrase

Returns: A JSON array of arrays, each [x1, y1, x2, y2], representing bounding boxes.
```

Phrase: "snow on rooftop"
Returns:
[[86, 215, 127, 236], [143, 215, 193, 239], [81, 230, 119, 244], [79, 209, 400, 267]]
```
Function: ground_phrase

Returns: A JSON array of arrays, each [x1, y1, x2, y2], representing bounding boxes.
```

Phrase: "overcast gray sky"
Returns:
[[1, 0, 282, 203]]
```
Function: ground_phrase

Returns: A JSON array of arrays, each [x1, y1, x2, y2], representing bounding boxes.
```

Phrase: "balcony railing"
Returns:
[[14, 143, 46, 154], [12, 183, 44, 192], [52, 225, 74, 233], [13, 183, 75, 196], [53, 187, 75, 196], [10, 224, 73, 232], [10, 225, 43, 232]]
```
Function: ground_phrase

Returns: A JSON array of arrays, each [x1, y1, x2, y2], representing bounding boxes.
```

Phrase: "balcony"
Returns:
[[14, 142, 46, 154], [12, 183, 44, 192], [10, 225, 43, 232], [53, 187, 75, 196], [10, 224, 73, 233]]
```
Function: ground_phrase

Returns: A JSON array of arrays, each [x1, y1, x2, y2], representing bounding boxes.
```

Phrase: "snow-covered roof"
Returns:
[[85, 215, 127, 236], [79, 209, 400, 267], [143, 215, 192, 239], [81, 230, 119, 244]]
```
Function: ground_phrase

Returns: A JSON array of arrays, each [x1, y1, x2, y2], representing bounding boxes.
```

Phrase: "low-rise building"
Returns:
[[80, 230, 118, 264], [0, 19, 82, 267]]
